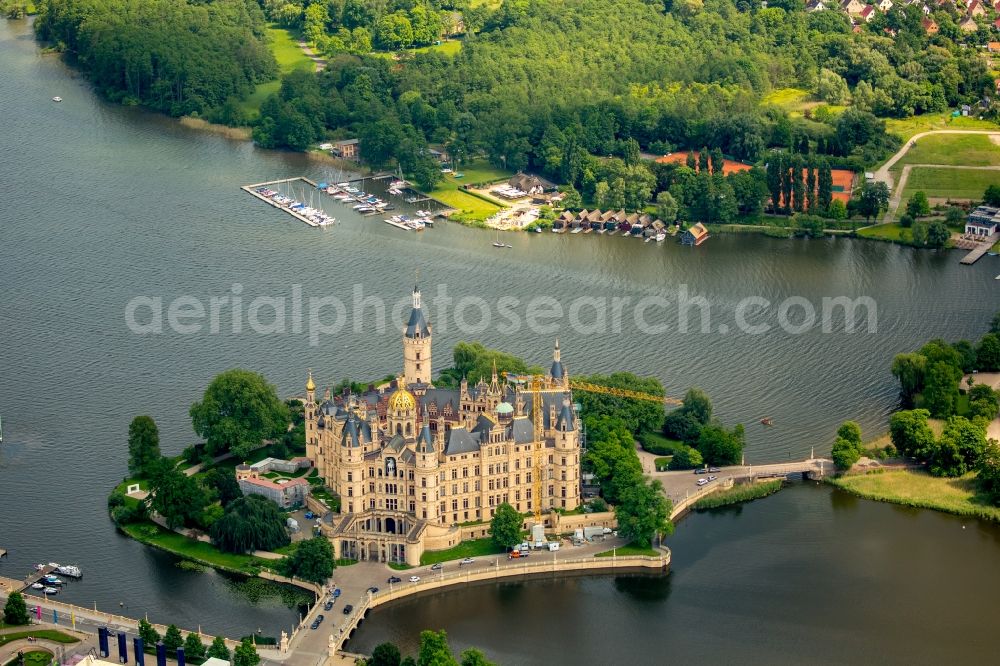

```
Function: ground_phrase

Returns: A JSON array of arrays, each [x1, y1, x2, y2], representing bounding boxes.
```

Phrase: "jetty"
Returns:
[[959, 232, 1000, 264], [241, 177, 332, 227]]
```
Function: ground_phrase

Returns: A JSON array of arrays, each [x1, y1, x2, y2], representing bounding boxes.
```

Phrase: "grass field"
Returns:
[[856, 223, 910, 243], [410, 40, 462, 56], [595, 543, 660, 557], [121, 522, 271, 573], [419, 537, 505, 565], [0, 631, 79, 648], [891, 134, 1000, 175], [828, 470, 1000, 521], [885, 112, 1000, 141], [763, 88, 846, 119], [901, 167, 1000, 201], [4, 650, 54, 666], [427, 160, 510, 221], [239, 26, 314, 117]]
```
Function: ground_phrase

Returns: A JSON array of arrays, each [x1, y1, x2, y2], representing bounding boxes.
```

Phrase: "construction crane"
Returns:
[[568, 379, 682, 406]]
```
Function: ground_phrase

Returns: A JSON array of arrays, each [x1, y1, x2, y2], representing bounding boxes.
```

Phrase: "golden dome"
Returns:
[[306, 371, 316, 392], [388, 388, 416, 412]]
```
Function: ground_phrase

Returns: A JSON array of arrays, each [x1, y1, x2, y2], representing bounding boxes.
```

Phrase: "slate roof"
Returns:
[[445, 427, 480, 455]]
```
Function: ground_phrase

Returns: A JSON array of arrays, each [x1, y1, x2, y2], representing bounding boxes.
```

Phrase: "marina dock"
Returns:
[[242, 177, 328, 227], [960, 232, 1000, 264]]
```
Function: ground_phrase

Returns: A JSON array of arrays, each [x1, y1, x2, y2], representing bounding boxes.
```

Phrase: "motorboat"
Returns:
[[56, 565, 82, 578], [760, 417, 773, 426], [52, 96, 62, 102], [43, 587, 59, 595], [42, 575, 63, 585], [31, 583, 44, 590]]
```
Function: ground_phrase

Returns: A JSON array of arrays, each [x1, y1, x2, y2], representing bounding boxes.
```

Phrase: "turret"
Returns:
[[402, 283, 432, 386], [305, 370, 317, 463]]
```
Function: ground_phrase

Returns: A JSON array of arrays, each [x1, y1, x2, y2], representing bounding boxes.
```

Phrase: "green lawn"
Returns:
[[653, 456, 673, 470], [828, 470, 1000, 522], [901, 167, 1000, 201], [885, 112, 1000, 141], [891, 134, 1000, 175], [120, 522, 271, 573], [4, 650, 54, 666], [239, 25, 315, 117], [409, 40, 462, 56], [427, 160, 511, 221], [419, 537, 505, 565], [763, 87, 812, 111], [0, 631, 79, 648], [595, 542, 660, 557], [857, 223, 909, 243]]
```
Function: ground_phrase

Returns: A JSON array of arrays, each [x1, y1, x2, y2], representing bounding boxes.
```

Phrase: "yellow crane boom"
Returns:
[[569, 379, 682, 406]]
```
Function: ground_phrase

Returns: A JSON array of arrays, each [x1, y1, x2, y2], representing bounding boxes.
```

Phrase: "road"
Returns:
[[871, 129, 1000, 223]]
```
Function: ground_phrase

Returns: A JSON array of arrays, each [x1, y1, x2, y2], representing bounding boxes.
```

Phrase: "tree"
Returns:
[[184, 633, 206, 661], [163, 625, 183, 654], [817, 162, 833, 211], [698, 148, 710, 173], [922, 360, 961, 418], [892, 353, 927, 402], [418, 630, 458, 666], [667, 446, 703, 470], [280, 537, 335, 584], [128, 415, 162, 478], [969, 384, 1000, 421], [889, 409, 935, 459], [856, 182, 890, 222], [582, 416, 643, 504], [490, 502, 522, 550], [905, 191, 930, 218], [984, 184, 1000, 206], [827, 199, 847, 220], [710, 147, 724, 175], [926, 221, 950, 248], [614, 478, 672, 548], [207, 637, 231, 661], [3, 592, 29, 626], [560, 185, 582, 210], [370, 643, 402, 666], [190, 369, 289, 458], [806, 164, 816, 212], [977, 440, 1000, 506], [679, 388, 712, 426], [574, 373, 665, 434], [151, 464, 208, 530], [233, 638, 260, 666], [791, 154, 805, 212], [977, 333, 1000, 371], [655, 191, 679, 223], [459, 649, 495, 666], [697, 424, 744, 466], [939, 416, 987, 469], [991, 310, 1000, 335], [138, 619, 160, 647], [928, 434, 966, 477], [210, 495, 291, 553], [911, 221, 928, 247], [663, 410, 703, 445], [831, 436, 862, 470], [836, 421, 863, 448], [204, 468, 243, 508]]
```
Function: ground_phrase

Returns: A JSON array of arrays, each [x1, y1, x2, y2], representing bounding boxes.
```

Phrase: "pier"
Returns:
[[959, 232, 1000, 264], [241, 177, 328, 227]]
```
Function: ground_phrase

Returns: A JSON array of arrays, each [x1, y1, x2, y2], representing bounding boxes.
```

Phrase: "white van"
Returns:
[[548, 542, 560, 552]]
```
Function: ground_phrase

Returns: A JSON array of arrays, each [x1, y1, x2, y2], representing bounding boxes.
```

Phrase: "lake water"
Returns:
[[1, 16, 999, 647]]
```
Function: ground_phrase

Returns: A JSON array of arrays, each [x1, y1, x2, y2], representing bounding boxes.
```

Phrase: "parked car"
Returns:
[[387, 576, 402, 583], [508, 550, 521, 559], [460, 557, 475, 565], [310, 619, 321, 630], [697, 478, 708, 486], [519, 542, 530, 551], [708, 467, 720, 473], [694, 468, 708, 474], [310, 614, 324, 629], [323, 600, 334, 611], [332, 588, 341, 598], [367, 586, 379, 594], [304, 511, 315, 520], [409, 575, 421, 582], [708, 475, 718, 481], [430, 563, 443, 571], [342, 604, 353, 615]]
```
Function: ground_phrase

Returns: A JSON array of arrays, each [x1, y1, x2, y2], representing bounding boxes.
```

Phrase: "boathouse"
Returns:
[[681, 222, 710, 246]]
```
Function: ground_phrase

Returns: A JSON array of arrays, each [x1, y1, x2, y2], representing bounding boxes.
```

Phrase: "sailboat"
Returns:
[[0, 414, 3, 442], [492, 229, 505, 248]]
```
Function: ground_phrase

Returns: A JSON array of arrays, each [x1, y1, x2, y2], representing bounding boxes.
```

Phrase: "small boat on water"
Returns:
[[56, 565, 82, 578], [760, 417, 773, 426], [655, 232, 667, 242], [42, 575, 63, 585], [31, 583, 44, 590], [43, 587, 58, 595], [52, 96, 62, 102]]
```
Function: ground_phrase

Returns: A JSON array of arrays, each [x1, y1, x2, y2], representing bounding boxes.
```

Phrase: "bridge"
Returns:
[[646, 458, 832, 519]]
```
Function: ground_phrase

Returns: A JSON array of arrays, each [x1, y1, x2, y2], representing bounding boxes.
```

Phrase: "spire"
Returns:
[[306, 368, 316, 392], [554, 338, 561, 362], [417, 404, 434, 453], [413, 282, 421, 310], [550, 339, 565, 381]]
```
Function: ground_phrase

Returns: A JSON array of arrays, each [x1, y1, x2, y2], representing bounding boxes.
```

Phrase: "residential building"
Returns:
[[966, 206, 1000, 236], [922, 16, 940, 33], [841, 0, 866, 14], [331, 139, 359, 160], [304, 285, 582, 565], [969, 0, 987, 15], [878, 0, 894, 10], [236, 466, 310, 509], [960, 16, 979, 31], [860, 5, 877, 21]]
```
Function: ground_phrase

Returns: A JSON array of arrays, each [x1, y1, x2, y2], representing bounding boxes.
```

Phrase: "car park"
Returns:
[[409, 575, 421, 582], [342, 604, 353, 615]]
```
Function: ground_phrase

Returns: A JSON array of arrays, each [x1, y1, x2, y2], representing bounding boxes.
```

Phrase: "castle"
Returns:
[[305, 285, 582, 566]]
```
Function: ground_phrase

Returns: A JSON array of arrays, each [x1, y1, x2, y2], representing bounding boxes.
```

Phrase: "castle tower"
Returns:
[[387, 387, 417, 438], [414, 405, 439, 522], [305, 370, 317, 463], [402, 284, 432, 386], [549, 339, 568, 389]]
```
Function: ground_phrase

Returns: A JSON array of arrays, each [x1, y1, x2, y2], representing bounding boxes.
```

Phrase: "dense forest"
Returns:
[[252, 0, 992, 183], [34, 0, 277, 117]]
